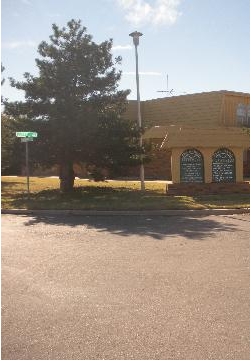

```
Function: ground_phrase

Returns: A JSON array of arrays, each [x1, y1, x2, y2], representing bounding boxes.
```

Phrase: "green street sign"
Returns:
[[16, 131, 38, 138]]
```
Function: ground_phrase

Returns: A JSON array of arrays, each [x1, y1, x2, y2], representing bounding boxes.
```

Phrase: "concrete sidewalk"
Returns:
[[1, 208, 250, 216]]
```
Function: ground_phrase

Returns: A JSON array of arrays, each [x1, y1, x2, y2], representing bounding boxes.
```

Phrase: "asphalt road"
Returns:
[[1, 213, 250, 360]]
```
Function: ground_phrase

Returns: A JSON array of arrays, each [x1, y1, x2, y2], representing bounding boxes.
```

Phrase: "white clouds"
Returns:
[[112, 44, 133, 51], [21, 0, 32, 5], [123, 71, 162, 75], [2, 41, 36, 49], [116, 0, 181, 26]]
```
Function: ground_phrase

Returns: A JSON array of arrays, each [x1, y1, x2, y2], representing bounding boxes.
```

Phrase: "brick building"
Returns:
[[123, 90, 250, 183]]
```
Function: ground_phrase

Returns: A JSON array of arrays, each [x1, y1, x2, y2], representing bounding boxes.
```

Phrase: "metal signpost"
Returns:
[[16, 132, 38, 198]]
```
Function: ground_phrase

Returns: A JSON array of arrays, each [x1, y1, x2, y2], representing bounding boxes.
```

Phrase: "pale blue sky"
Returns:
[[1, 0, 250, 101]]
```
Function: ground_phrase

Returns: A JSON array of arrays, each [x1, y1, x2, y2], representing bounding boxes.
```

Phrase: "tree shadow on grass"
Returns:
[[7, 186, 189, 210], [21, 213, 241, 241], [5, 186, 249, 211]]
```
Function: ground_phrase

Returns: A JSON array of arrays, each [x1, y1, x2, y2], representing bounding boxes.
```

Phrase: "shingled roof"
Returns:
[[124, 90, 250, 128], [143, 125, 250, 149]]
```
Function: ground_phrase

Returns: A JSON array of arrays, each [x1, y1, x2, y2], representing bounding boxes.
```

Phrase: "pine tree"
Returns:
[[4, 19, 141, 192]]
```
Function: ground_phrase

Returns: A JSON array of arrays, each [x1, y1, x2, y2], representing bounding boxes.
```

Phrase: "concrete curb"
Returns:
[[1, 208, 250, 217]]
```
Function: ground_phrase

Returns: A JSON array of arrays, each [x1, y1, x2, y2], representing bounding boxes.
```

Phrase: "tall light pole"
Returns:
[[129, 31, 145, 191]]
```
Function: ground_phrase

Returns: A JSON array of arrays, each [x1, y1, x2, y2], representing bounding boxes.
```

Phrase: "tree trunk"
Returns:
[[59, 162, 75, 192]]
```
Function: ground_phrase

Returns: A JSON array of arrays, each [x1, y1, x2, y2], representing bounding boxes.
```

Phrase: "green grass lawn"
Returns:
[[1, 176, 250, 210]]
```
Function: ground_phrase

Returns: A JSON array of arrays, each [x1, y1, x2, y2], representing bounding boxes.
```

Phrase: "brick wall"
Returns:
[[124, 149, 172, 179], [144, 149, 172, 179], [167, 182, 250, 196]]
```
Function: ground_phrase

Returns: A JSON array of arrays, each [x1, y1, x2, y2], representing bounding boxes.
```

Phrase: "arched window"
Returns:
[[180, 149, 204, 183], [212, 148, 235, 183]]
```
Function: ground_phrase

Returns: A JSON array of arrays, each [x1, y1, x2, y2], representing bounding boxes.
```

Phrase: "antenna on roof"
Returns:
[[157, 74, 174, 96]]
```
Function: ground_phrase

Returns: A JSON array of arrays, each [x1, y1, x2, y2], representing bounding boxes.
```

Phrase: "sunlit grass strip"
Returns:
[[2, 177, 167, 192], [1, 176, 250, 210]]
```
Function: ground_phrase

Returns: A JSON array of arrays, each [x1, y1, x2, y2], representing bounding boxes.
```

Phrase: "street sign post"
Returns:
[[16, 132, 38, 198]]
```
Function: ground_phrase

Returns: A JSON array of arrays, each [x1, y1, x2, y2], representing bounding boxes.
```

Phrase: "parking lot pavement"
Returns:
[[1, 214, 250, 360]]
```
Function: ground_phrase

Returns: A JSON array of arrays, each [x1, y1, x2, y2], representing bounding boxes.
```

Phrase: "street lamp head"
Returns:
[[129, 31, 143, 46]]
